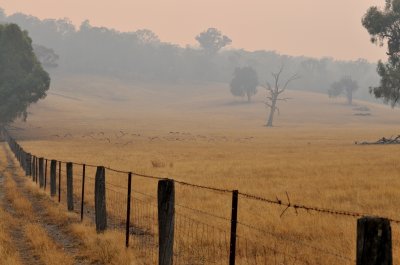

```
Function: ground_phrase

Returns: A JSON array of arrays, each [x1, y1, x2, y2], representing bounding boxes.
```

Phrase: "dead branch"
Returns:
[[356, 135, 400, 145]]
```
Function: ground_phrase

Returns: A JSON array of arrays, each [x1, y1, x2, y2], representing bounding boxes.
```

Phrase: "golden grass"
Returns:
[[9, 75, 400, 264], [23, 169, 139, 265], [1, 159, 75, 265], [0, 147, 22, 265], [24, 224, 75, 265], [70, 222, 135, 265], [4, 174, 33, 216], [0, 208, 22, 265]]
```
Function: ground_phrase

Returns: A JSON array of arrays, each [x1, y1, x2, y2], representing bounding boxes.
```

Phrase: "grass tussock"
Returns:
[[70, 222, 135, 265], [151, 159, 166, 168]]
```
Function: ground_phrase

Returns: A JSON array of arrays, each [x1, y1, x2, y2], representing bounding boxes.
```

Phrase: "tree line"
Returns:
[[0, 8, 379, 101], [2, 0, 399, 128]]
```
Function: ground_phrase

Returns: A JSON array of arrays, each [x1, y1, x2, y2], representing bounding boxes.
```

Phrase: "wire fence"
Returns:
[[3, 129, 399, 264]]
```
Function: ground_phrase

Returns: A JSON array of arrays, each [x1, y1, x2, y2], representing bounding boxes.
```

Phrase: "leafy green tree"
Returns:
[[195, 28, 232, 55], [362, 0, 400, 106], [328, 76, 358, 105], [230, 67, 259, 102], [0, 24, 50, 125]]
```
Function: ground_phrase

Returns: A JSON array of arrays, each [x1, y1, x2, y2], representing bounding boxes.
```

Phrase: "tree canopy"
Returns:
[[362, 0, 400, 106], [0, 23, 50, 125], [195, 28, 232, 55], [328, 76, 358, 105], [230, 67, 258, 102]]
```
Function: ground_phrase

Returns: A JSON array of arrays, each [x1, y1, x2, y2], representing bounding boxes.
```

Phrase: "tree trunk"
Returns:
[[0, 124, 4, 140], [348, 91, 353, 105], [246, 92, 251, 103], [266, 98, 276, 127]]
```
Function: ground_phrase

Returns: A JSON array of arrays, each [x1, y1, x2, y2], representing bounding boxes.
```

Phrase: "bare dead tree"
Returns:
[[263, 67, 299, 127]]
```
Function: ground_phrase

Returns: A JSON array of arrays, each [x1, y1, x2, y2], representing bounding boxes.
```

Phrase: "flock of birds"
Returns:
[[50, 130, 255, 145]]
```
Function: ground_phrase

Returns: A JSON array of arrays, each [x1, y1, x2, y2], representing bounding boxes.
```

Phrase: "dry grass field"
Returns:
[[7, 73, 400, 264]]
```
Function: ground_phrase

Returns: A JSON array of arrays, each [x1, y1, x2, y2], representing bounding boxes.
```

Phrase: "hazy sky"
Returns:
[[0, 0, 387, 62]]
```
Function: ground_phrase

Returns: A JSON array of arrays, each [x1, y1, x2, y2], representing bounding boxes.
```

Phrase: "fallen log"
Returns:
[[355, 135, 400, 145]]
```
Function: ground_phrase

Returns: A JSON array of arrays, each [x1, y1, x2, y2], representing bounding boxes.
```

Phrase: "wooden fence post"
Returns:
[[39, 158, 44, 188], [25, 153, 31, 176], [50, 160, 57, 196], [158, 179, 175, 265], [357, 217, 392, 265], [17, 147, 20, 164], [30, 156, 35, 181], [95, 166, 107, 232], [18, 147, 21, 163], [58, 161, 61, 202], [44, 159, 48, 190], [35, 156, 38, 184], [66, 162, 74, 211], [80, 164, 86, 221], [126, 172, 132, 247], [32, 156, 36, 182], [229, 190, 239, 265], [21, 150, 25, 171]]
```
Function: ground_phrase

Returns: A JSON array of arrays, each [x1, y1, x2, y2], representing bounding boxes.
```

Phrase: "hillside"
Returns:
[[5, 74, 400, 265], [15, 73, 400, 136]]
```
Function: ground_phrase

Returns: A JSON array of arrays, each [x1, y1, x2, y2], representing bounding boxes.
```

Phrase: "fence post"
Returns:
[[18, 148, 21, 165], [21, 150, 25, 171], [22, 150, 26, 171], [357, 217, 392, 265], [66, 162, 74, 211], [58, 161, 61, 203], [25, 153, 31, 176], [35, 156, 38, 184], [80, 164, 86, 221], [17, 147, 20, 164], [33, 156, 36, 182], [158, 179, 175, 265], [30, 156, 35, 181], [126, 172, 132, 247], [50, 160, 57, 196], [21, 149, 24, 168], [39, 158, 44, 188], [44, 159, 48, 190], [229, 190, 239, 265], [95, 166, 107, 232], [32, 156, 36, 182]]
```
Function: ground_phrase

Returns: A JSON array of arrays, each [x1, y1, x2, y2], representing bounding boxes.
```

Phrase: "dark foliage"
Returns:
[[363, 0, 400, 106], [230, 67, 258, 102], [328, 76, 358, 105], [0, 23, 50, 124]]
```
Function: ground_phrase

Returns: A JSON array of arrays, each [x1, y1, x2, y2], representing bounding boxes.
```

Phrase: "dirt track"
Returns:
[[0, 142, 91, 265]]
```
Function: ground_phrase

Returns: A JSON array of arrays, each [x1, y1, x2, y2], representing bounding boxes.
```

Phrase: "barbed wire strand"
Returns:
[[238, 191, 400, 224]]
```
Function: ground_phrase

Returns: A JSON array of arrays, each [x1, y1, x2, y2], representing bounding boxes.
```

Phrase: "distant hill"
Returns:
[[16, 74, 398, 134], [0, 8, 380, 103]]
